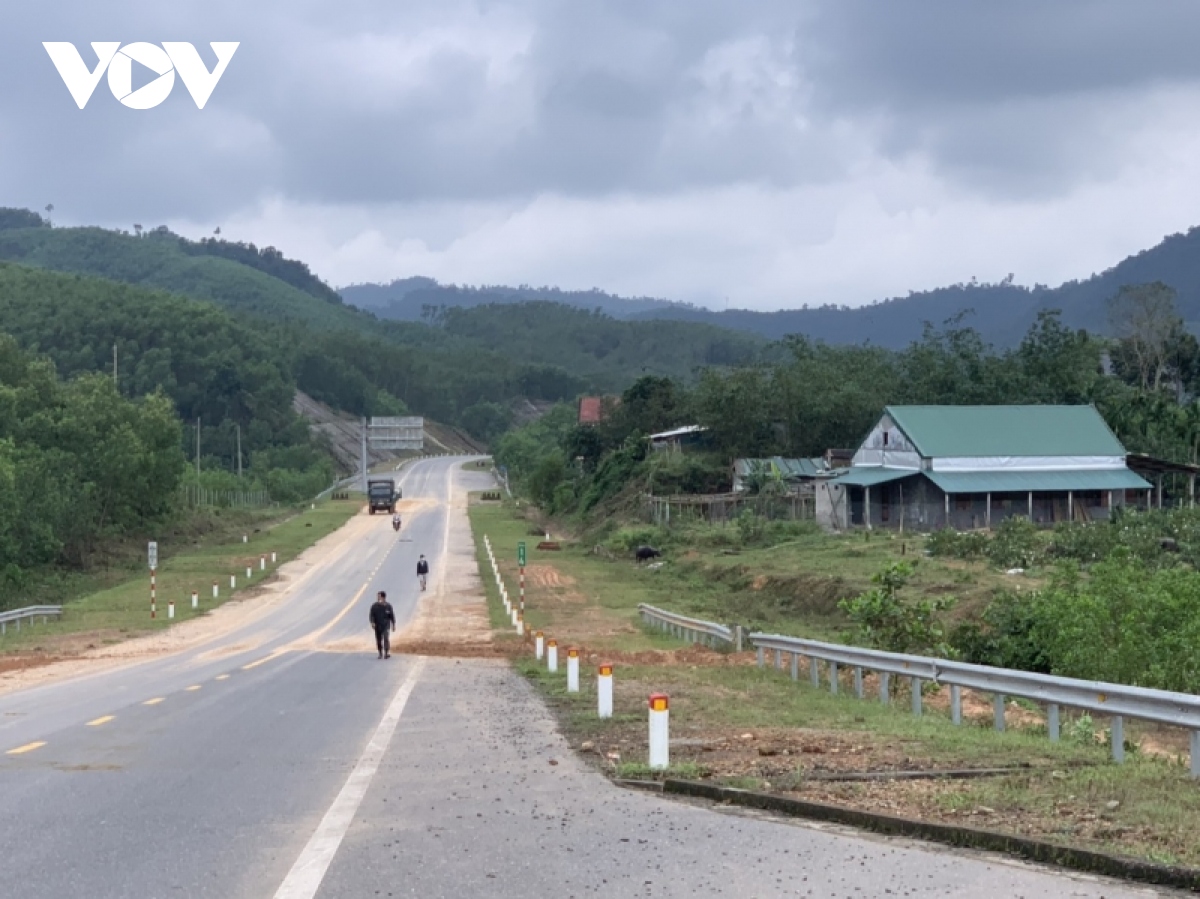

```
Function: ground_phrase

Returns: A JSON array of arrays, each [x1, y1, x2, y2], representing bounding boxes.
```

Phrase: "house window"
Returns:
[[882, 431, 890, 447], [955, 495, 970, 511]]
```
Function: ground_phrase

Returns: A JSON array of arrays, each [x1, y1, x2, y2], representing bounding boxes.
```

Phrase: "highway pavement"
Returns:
[[0, 456, 1178, 897]]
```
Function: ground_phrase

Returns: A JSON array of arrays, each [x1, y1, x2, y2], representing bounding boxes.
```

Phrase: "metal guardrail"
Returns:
[[638, 603, 735, 649], [749, 632, 1200, 776], [0, 605, 63, 635]]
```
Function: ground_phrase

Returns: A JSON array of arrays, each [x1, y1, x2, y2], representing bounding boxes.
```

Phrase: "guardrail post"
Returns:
[[951, 685, 962, 725], [994, 694, 1006, 732], [1191, 731, 1199, 778], [880, 672, 890, 704], [829, 661, 839, 695], [1111, 716, 1124, 763], [854, 667, 864, 700], [756, 646, 764, 668], [735, 626, 743, 653], [810, 658, 819, 688], [1048, 703, 1060, 741], [774, 649, 782, 671], [790, 653, 798, 681], [911, 677, 922, 716]]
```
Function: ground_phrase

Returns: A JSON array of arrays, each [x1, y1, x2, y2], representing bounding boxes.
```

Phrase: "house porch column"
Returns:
[[985, 492, 991, 528], [1027, 491, 1033, 521]]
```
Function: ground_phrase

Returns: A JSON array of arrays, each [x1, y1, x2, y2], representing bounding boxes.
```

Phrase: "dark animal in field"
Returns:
[[1160, 537, 1180, 552], [635, 546, 662, 562]]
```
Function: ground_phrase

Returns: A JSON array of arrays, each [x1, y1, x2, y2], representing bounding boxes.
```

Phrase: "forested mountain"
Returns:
[[0, 209, 762, 451], [340, 277, 689, 321], [347, 226, 1200, 349]]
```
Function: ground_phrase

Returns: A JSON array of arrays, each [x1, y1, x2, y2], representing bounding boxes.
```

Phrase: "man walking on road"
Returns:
[[369, 591, 395, 659], [417, 555, 429, 592]]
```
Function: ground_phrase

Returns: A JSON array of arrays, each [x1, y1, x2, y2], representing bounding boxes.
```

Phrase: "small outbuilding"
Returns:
[[817, 405, 1153, 530]]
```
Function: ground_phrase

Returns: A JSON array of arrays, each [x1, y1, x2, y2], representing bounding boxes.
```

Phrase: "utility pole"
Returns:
[[236, 424, 243, 479], [361, 417, 368, 492], [196, 417, 201, 482]]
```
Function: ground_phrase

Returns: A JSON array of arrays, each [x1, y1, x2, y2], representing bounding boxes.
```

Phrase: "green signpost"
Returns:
[[518, 541, 526, 567]]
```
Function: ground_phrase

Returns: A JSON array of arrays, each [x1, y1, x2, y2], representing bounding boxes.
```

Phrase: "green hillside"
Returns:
[[0, 224, 372, 332]]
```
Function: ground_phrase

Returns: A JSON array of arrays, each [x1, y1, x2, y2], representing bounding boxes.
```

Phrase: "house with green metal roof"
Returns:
[[818, 405, 1153, 530]]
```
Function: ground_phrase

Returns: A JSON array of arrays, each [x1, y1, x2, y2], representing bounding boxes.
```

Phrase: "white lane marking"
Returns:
[[271, 656, 426, 899]]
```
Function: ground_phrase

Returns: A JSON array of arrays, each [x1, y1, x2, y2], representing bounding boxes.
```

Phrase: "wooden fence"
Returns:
[[647, 491, 815, 527]]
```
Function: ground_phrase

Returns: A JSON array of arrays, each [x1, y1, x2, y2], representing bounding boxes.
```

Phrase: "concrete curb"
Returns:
[[661, 779, 1200, 892]]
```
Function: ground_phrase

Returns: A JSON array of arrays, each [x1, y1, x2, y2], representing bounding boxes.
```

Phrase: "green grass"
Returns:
[[0, 499, 360, 650]]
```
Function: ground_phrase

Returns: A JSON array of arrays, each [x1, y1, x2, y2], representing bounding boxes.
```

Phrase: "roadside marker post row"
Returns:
[[481, 535, 667, 770]]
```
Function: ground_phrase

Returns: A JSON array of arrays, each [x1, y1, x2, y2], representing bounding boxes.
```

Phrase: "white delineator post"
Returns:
[[168, 597, 175, 619], [191, 590, 198, 609], [567, 647, 580, 693], [246, 566, 252, 579], [271, 551, 277, 564], [242, 534, 247, 544], [648, 693, 669, 770], [511, 605, 518, 627], [260, 554, 266, 571], [535, 631, 545, 660], [230, 574, 236, 589], [598, 663, 614, 718], [516, 610, 525, 637], [212, 581, 218, 599], [547, 639, 558, 673]]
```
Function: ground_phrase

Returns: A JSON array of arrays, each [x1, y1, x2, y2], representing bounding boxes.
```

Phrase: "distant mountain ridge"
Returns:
[[343, 226, 1200, 348]]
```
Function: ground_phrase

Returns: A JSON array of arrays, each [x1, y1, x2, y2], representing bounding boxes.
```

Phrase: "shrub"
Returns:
[[986, 516, 1041, 569], [839, 561, 955, 655], [925, 528, 988, 559]]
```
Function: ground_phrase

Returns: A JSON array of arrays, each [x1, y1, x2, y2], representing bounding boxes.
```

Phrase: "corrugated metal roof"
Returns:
[[649, 425, 707, 440], [734, 458, 828, 480], [926, 468, 1151, 494], [836, 467, 921, 487], [885, 405, 1126, 458]]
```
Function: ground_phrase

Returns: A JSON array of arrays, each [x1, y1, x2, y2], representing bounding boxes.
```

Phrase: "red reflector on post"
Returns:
[[599, 663, 613, 677], [649, 693, 669, 712]]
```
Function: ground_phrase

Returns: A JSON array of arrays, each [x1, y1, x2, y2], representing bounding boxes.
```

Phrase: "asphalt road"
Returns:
[[0, 457, 1178, 898]]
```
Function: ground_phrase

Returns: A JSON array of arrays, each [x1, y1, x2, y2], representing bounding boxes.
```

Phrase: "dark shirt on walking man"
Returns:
[[416, 558, 430, 576], [369, 597, 395, 631]]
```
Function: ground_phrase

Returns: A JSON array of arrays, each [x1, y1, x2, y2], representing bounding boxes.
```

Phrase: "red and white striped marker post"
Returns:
[[598, 663, 613, 718], [150, 568, 157, 619], [191, 590, 198, 609], [648, 694, 670, 770], [535, 631, 545, 660], [212, 581, 219, 599], [567, 647, 580, 692], [547, 639, 558, 673], [260, 554, 266, 571], [519, 567, 525, 613]]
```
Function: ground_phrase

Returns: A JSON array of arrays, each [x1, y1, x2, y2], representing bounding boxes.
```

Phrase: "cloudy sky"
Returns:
[[6, 1, 1200, 309]]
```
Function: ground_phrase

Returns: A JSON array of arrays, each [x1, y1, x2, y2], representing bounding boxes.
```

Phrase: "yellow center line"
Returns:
[[143, 697, 165, 706], [86, 715, 115, 727], [242, 648, 288, 670], [215, 674, 230, 681], [6, 741, 46, 755], [185, 685, 202, 692]]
